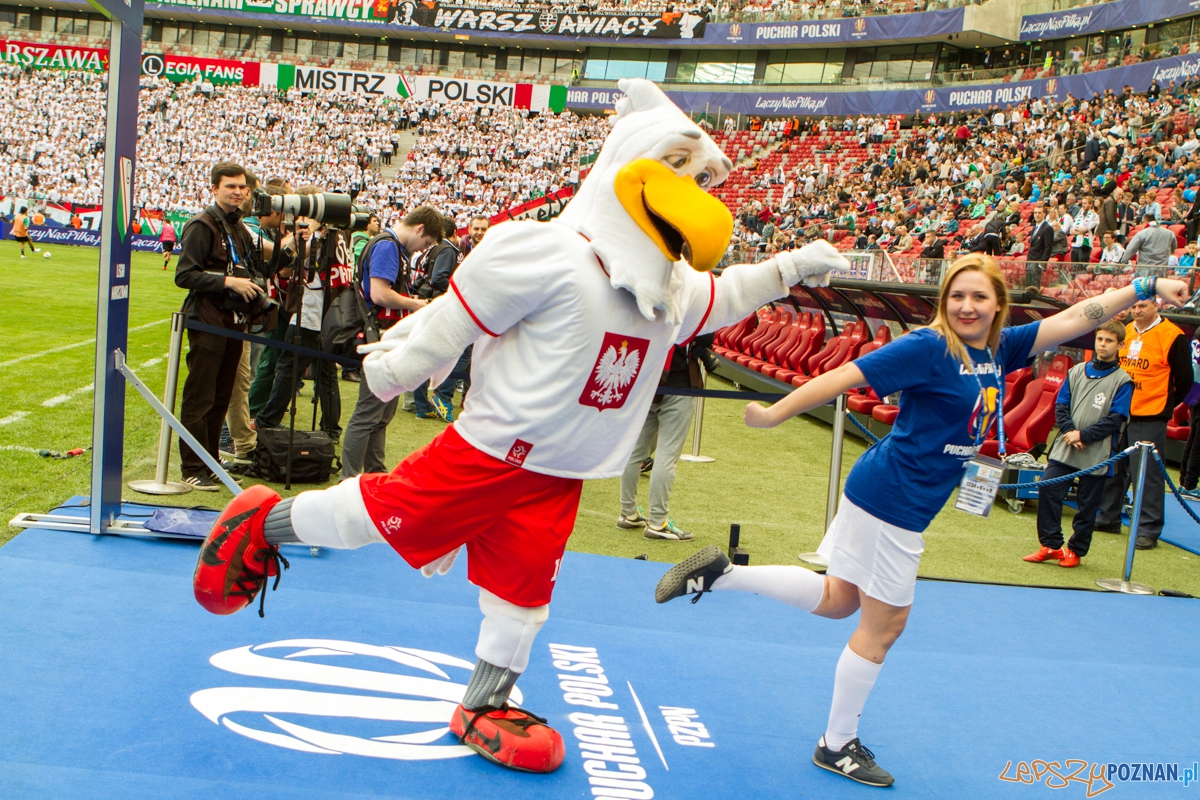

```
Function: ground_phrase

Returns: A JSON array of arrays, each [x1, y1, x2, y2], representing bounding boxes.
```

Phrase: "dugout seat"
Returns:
[[736, 308, 790, 365], [872, 403, 899, 425], [1168, 402, 1191, 442], [792, 322, 868, 387], [713, 314, 757, 354], [844, 326, 894, 414], [749, 311, 807, 373], [772, 314, 826, 384], [760, 312, 812, 377], [1003, 367, 1033, 414], [978, 355, 1073, 458]]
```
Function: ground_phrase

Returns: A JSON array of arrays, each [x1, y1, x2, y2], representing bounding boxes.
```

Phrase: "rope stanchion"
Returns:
[[844, 411, 880, 444], [1153, 450, 1200, 527], [997, 446, 1136, 491], [1097, 441, 1157, 595]]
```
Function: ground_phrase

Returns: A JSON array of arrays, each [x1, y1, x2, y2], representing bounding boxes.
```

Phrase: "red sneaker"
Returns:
[[449, 703, 565, 773], [193, 485, 289, 617], [1058, 547, 1080, 568], [1022, 546, 1065, 563]]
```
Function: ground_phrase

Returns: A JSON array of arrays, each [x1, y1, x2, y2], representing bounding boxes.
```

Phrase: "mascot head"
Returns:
[[557, 79, 735, 322]]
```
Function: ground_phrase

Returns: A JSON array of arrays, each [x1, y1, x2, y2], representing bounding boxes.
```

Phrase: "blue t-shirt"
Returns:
[[362, 235, 403, 309], [843, 322, 1041, 532]]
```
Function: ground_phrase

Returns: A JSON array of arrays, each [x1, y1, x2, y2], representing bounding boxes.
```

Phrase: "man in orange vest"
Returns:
[[1095, 294, 1194, 548]]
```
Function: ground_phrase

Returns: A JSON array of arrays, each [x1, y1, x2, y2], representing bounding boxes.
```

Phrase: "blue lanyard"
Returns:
[[965, 347, 1006, 457]]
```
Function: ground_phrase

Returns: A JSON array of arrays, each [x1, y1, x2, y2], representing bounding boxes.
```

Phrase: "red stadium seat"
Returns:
[[1168, 402, 1191, 442], [737, 308, 792, 366], [872, 404, 899, 425], [761, 312, 812, 378], [749, 312, 807, 373], [979, 355, 1073, 457], [772, 314, 826, 384]]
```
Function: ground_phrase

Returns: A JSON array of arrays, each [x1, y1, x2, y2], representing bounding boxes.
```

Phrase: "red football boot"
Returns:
[[1022, 546, 1065, 563], [449, 703, 565, 773], [1058, 547, 1080, 568], [193, 485, 289, 617]]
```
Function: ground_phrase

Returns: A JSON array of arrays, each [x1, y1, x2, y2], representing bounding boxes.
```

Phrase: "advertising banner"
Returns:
[[140, 52, 261, 85], [149, 0, 389, 24], [1019, 0, 1199, 42], [4, 222, 171, 252], [0, 38, 108, 73], [568, 50, 1199, 117], [711, 6, 963, 47], [400, 2, 707, 39], [263, 63, 567, 111]]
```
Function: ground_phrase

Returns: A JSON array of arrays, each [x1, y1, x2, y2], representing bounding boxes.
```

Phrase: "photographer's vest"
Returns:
[[1120, 317, 1184, 417], [1048, 363, 1131, 472], [184, 206, 256, 331]]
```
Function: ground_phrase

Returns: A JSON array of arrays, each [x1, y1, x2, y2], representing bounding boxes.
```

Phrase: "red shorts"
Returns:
[[358, 425, 583, 607]]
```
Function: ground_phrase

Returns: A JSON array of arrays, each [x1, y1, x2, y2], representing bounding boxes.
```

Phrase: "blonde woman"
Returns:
[[655, 256, 1188, 787]]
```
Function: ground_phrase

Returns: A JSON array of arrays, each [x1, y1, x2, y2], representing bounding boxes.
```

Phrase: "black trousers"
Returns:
[[1036, 460, 1107, 556], [179, 327, 243, 478], [254, 325, 342, 438], [1096, 417, 1168, 542], [1181, 402, 1200, 489]]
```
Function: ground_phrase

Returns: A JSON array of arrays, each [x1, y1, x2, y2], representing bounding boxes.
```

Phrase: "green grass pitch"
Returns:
[[2, 240, 1198, 596]]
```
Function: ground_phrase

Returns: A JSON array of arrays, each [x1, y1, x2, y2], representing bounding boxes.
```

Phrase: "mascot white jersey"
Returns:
[[191, 78, 849, 773]]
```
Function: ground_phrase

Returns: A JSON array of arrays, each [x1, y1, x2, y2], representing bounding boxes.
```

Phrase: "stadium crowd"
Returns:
[[0, 67, 607, 229], [719, 79, 1200, 293]]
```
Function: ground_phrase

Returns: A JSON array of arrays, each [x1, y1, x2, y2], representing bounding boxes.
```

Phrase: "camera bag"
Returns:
[[252, 427, 339, 484]]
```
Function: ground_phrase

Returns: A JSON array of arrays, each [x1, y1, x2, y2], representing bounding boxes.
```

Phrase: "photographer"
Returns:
[[254, 185, 345, 442], [174, 161, 270, 491], [340, 205, 442, 478], [411, 214, 467, 422], [246, 183, 299, 421]]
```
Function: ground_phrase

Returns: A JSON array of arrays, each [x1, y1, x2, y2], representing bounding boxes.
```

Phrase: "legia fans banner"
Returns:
[[141, 53, 261, 86], [0, 39, 107, 72]]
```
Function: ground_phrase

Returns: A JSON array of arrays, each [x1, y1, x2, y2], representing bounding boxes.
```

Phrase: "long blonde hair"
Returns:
[[926, 254, 1010, 366]]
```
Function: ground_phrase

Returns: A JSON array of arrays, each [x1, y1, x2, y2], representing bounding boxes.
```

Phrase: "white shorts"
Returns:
[[816, 495, 924, 607]]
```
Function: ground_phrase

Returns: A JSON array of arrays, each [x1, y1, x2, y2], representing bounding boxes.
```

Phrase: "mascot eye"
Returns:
[[695, 171, 712, 188], [669, 155, 690, 170]]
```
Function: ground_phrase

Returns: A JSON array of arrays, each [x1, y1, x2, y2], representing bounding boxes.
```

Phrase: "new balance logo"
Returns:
[[836, 756, 861, 774], [686, 577, 705, 593]]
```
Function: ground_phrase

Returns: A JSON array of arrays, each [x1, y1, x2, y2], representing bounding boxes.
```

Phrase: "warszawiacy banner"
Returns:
[[0, 39, 107, 73], [401, 2, 707, 39], [263, 63, 568, 112]]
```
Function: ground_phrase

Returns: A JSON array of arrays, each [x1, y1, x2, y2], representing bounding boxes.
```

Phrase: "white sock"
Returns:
[[824, 644, 882, 752], [290, 476, 385, 550], [712, 564, 825, 613]]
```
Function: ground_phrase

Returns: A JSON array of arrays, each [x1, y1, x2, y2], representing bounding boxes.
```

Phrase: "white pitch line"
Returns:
[[0, 444, 40, 453], [140, 357, 163, 368], [41, 383, 94, 407], [0, 411, 29, 426], [0, 318, 168, 369], [627, 681, 669, 771]]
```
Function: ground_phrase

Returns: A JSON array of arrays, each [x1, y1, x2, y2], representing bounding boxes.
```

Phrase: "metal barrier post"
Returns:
[[799, 395, 847, 569], [679, 396, 715, 463], [128, 312, 191, 495], [1096, 441, 1156, 595]]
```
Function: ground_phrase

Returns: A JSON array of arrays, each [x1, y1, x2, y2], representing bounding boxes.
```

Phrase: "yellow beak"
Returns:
[[613, 158, 733, 272]]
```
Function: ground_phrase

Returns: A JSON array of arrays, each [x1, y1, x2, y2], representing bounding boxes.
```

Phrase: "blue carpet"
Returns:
[[1162, 495, 1200, 556], [1, 502, 1198, 799]]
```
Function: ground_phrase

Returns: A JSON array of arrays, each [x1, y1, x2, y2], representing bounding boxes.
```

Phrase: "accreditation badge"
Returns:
[[955, 456, 1004, 518], [1126, 338, 1143, 359]]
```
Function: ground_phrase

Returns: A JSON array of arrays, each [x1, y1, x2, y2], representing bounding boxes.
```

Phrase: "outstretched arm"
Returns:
[[744, 362, 868, 428], [699, 240, 851, 335], [1031, 278, 1188, 353], [358, 293, 482, 401]]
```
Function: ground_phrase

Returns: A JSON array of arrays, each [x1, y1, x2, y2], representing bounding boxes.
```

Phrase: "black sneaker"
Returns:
[[813, 737, 894, 787], [1135, 536, 1158, 550], [1094, 522, 1122, 534], [654, 545, 730, 604], [182, 474, 220, 492]]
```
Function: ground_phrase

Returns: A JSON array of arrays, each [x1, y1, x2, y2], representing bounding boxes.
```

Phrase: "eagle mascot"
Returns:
[[192, 78, 849, 773]]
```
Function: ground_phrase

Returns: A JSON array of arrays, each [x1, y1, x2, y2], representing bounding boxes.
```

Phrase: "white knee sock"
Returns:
[[712, 564, 825, 613], [824, 644, 882, 751], [475, 589, 550, 673], [290, 476, 385, 550]]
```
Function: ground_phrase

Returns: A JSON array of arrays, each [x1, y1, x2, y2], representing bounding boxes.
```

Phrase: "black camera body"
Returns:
[[252, 188, 372, 231]]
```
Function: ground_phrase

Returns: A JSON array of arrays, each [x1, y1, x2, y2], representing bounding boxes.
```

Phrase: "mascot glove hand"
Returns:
[[420, 546, 461, 578], [773, 240, 851, 288], [357, 339, 401, 355], [361, 351, 404, 402]]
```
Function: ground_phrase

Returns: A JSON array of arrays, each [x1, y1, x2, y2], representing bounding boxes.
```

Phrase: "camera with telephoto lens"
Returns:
[[251, 188, 372, 231]]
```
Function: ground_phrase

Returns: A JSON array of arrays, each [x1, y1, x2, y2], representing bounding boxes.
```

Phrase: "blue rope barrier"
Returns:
[[845, 411, 881, 444], [997, 445, 1136, 491], [1153, 450, 1200, 527]]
